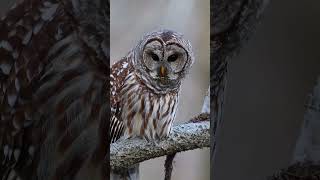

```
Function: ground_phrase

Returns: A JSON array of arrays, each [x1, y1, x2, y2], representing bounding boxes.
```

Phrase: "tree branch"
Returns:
[[110, 119, 209, 171]]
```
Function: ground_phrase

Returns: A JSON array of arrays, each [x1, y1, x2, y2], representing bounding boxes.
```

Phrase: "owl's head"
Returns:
[[133, 29, 194, 93]]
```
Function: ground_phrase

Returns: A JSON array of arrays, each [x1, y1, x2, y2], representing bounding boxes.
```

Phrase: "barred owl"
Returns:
[[110, 30, 194, 179]]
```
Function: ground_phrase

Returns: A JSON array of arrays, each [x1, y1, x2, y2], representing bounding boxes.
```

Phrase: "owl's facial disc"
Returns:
[[142, 41, 189, 89]]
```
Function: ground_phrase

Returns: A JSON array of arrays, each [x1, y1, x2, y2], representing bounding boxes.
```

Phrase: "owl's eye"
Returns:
[[167, 54, 178, 62], [150, 52, 159, 61]]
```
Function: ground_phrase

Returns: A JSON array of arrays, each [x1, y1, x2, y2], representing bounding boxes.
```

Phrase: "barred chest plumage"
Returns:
[[120, 71, 179, 141]]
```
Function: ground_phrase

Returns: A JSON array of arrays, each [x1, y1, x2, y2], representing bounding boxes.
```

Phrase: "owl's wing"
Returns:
[[0, 1, 69, 178], [110, 57, 134, 143], [110, 57, 141, 180], [110, 100, 124, 143], [1, 0, 110, 179]]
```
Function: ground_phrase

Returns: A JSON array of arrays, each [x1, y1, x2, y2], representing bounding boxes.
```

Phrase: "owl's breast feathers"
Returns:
[[110, 55, 179, 142]]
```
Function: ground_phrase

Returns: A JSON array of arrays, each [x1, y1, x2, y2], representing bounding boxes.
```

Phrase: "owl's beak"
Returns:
[[159, 66, 167, 77]]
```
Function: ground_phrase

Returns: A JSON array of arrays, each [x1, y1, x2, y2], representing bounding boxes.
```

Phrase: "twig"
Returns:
[[164, 154, 175, 180]]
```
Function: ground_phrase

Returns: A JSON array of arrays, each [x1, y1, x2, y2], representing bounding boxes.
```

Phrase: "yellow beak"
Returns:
[[159, 66, 166, 77]]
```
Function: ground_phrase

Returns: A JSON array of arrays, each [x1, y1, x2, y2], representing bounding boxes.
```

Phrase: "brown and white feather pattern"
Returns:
[[110, 52, 179, 142]]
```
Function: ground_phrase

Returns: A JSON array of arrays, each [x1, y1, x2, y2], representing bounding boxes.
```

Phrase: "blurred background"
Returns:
[[110, 1, 210, 180]]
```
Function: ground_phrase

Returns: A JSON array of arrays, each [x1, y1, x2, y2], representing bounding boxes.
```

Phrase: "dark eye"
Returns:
[[167, 54, 178, 62], [150, 52, 159, 61]]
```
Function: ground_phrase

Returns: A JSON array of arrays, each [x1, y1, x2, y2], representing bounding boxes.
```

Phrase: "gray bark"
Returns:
[[110, 120, 209, 171]]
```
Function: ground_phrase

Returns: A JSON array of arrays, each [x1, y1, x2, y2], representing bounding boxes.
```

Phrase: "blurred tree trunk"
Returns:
[[268, 77, 320, 180], [211, 0, 269, 176], [293, 77, 320, 163]]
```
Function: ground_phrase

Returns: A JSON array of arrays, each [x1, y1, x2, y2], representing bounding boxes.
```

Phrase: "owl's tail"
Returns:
[[110, 164, 139, 180]]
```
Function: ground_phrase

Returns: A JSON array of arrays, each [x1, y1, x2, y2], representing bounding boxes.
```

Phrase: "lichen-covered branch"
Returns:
[[110, 120, 209, 171]]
